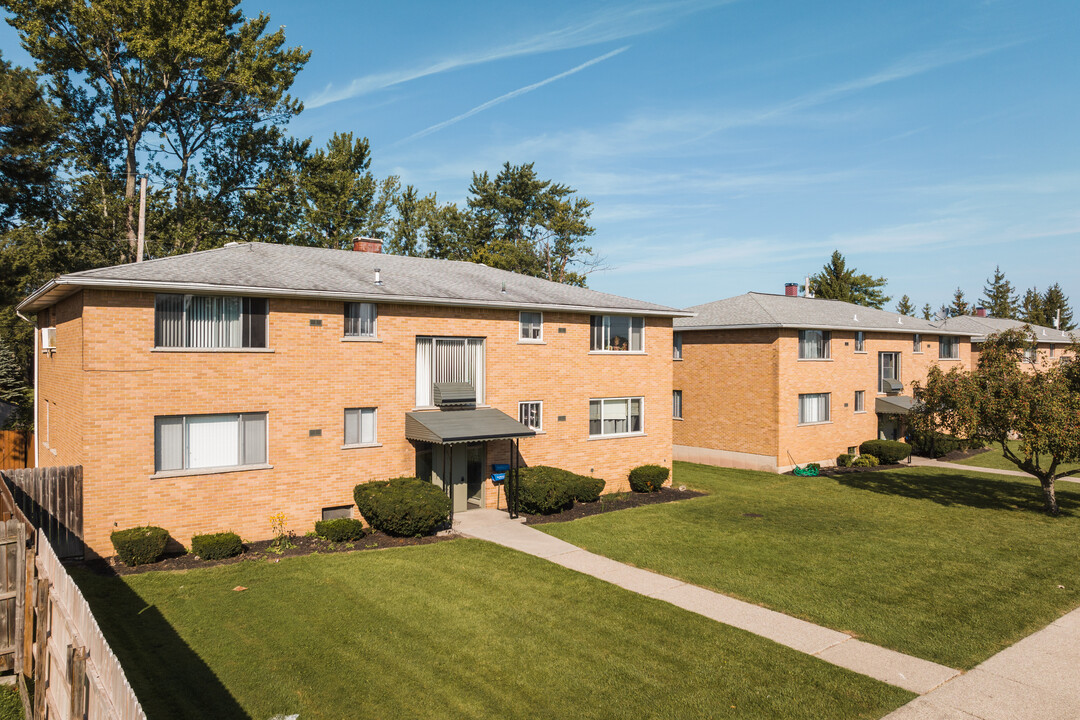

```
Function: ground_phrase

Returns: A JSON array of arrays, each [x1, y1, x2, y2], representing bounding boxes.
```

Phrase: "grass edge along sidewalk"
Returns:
[[539, 462, 1080, 670], [72, 539, 913, 720]]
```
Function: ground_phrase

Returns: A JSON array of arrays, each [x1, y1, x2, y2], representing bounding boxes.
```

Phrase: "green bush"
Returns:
[[910, 430, 985, 458], [836, 453, 854, 467], [859, 439, 912, 465], [570, 474, 606, 503], [353, 477, 451, 537], [315, 518, 366, 542], [190, 531, 242, 560], [852, 454, 880, 468], [517, 467, 576, 514], [110, 526, 169, 566], [629, 464, 669, 493]]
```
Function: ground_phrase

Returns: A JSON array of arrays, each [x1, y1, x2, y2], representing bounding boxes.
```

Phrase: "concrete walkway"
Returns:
[[882, 605, 1080, 720], [454, 509, 959, 695], [908, 455, 1080, 484]]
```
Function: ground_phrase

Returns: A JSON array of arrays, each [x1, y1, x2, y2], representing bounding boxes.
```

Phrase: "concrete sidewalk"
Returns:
[[882, 605, 1080, 720], [454, 509, 959, 695], [908, 454, 1080, 484]]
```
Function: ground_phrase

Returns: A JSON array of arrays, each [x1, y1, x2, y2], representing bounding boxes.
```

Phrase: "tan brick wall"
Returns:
[[37, 293, 85, 468], [672, 328, 779, 459], [39, 289, 673, 556]]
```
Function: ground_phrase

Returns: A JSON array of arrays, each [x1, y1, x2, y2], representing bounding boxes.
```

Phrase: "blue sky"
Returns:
[[4, 0, 1078, 311]]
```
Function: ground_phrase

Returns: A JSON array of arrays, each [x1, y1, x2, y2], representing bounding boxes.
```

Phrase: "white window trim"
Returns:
[[797, 393, 831, 426], [673, 332, 683, 361], [673, 390, 683, 419], [854, 390, 866, 414], [344, 302, 378, 340], [344, 407, 378, 447], [854, 331, 866, 353], [797, 330, 831, 360], [153, 412, 269, 475], [588, 396, 646, 439], [590, 315, 646, 353], [518, 400, 544, 432], [878, 352, 902, 394], [518, 311, 544, 343]]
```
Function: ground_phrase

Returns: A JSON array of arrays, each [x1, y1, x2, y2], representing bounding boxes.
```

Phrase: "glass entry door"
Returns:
[[466, 442, 485, 509]]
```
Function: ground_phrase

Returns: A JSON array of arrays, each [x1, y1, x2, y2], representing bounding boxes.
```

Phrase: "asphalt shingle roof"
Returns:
[[943, 315, 1076, 344], [19, 242, 687, 316], [674, 292, 975, 335]]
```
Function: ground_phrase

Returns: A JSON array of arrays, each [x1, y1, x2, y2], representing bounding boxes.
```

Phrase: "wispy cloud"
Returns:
[[306, 0, 732, 108], [398, 47, 630, 144]]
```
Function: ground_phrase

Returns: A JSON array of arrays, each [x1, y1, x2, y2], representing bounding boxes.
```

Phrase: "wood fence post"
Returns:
[[13, 522, 25, 675], [32, 578, 48, 720], [21, 546, 33, 680], [68, 645, 87, 720]]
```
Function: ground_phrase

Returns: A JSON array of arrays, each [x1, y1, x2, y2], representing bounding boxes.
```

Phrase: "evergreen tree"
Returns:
[[980, 266, 1019, 318], [1020, 287, 1047, 327], [895, 295, 915, 316], [1042, 283, 1075, 330], [0, 334, 31, 429], [948, 288, 970, 317], [0, 52, 60, 227], [921, 303, 933, 320], [808, 250, 891, 309]]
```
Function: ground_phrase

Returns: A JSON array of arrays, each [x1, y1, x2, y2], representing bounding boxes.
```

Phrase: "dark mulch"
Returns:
[[523, 486, 705, 525], [83, 531, 450, 576]]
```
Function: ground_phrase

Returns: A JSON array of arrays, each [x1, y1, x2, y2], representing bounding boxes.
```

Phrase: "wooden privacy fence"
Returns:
[[0, 431, 33, 470], [2, 467, 83, 559]]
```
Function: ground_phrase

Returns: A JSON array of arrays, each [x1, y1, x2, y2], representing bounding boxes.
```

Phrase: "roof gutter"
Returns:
[[18, 277, 695, 318], [675, 323, 979, 337]]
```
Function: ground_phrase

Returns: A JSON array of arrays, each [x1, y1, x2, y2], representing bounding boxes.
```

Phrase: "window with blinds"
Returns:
[[344, 303, 377, 337], [672, 390, 682, 418], [155, 294, 267, 348], [938, 335, 959, 359], [590, 316, 644, 352], [589, 397, 643, 437], [797, 393, 830, 424], [518, 401, 542, 430], [415, 337, 486, 407], [344, 407, 377, 445], [154, 412, 267, 473]]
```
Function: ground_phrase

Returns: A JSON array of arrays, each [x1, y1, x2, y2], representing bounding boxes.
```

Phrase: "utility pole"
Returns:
[[136, 175, 148, 263]]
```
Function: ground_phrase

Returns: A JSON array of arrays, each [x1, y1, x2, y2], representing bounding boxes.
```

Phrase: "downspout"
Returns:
[[15, 310, 36, 467]]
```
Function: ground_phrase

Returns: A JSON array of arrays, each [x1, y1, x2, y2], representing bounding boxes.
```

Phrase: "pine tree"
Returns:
[[895, 295, 915, 316], [1042, 284, 1075, 330], [0, 335, 31, 429], [1020, 288, 1047, 326], [808, 250, 891, 309], [948, 288, 970, 317], [980, 266, 1019, 319], [921, 303, 933, 320]]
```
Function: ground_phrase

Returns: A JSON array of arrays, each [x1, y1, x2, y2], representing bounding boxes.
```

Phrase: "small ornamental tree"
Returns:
[[911, 328, 1080, 515]]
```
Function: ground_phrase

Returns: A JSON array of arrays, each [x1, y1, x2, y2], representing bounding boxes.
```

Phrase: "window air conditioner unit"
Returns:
[[41, 327, 56, 350]]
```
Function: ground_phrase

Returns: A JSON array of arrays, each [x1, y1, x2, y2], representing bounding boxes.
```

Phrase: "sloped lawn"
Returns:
[[954, 440, 1080, 474], [540, 462, 1080, 669], [72, 539, 911, 720]]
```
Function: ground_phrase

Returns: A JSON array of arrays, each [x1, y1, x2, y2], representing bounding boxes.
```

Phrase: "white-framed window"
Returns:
[[798, 393, 830, 425], [798, 330, 830, 359], [589, 397, 643, 437], [344, 303, 377, 337], [1023, 346, 1036, 363], [879, 352, 901, 393], [518, 401, 542, 431], [854, 390, 865, 412], [344, 407, 377, 445], [913, 334, 922, 353], [672, 390, 682, 419], [939, 335, 959, 359], [155, 412, 267, 473], [673, 332, 683, 360], [415, 336, 486, 407], [590, 315, 644, 352], [519, 312, 543, 342], [855, 331, 865, 352], [155, 294, 268, 348]]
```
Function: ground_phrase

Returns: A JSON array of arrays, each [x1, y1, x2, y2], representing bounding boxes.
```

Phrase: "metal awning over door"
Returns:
[[875, 396, 916, 415], [405, 408, 536, 445]]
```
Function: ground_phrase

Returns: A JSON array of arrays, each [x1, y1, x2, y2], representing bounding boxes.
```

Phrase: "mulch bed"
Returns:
[[523, 486, 705, 525], [82, 531, 450, 576]]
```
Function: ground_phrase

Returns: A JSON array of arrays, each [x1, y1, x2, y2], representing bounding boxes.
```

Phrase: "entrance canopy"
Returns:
[[405, 409, 536, 445], [875, 395, 915, 415]]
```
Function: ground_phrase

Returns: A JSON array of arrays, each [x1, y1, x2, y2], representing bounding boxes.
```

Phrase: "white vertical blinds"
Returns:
[[415, 337, 486, 406], [154, 413, 268, 472], [186, 414, 240, 468], [798, 393, 830, 424], [156, 294, 266, 348], [345, 303, 377, 336], [415, 337, 433, 406], [799, 330, 830, 359]]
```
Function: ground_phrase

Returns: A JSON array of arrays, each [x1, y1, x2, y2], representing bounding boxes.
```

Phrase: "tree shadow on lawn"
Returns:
[[834, 469, 1079, 516], [70, 566, 250, 719]]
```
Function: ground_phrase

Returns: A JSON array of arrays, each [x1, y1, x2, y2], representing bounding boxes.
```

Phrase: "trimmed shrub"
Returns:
[[853, 454, 880, 467], [517, 467, 576, 515], [353, 477, 451, 537], [570, 474, 606, 503], [191, 531, 242, 560], [315, 518, 366, 542], [111, 526, 169, 566], [629, 464, 669, 493], [836, 453, 854, 468], [859, 439, 911, 465]]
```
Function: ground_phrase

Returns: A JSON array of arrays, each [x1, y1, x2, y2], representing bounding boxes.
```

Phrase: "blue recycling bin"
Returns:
[[491, 463, 510, 484]]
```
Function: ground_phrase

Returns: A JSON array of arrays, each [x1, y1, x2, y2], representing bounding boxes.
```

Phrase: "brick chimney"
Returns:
[[352, 237, 382, 253], [975, 307, 987, 317], [784, 283, 799, 297]]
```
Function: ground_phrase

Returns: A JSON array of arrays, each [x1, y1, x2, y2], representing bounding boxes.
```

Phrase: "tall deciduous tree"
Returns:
[[2, 0, 310, 258], [980, 266, 1018, 319], [912, 329, 1080, 515], [896, 295, 915, 316], [1042, 283, 1075, 330], [0, 52, 60, 227], [808, 250, 890, 309]]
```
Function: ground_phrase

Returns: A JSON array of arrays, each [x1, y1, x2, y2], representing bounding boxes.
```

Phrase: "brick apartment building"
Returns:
[[944, 311, 1076, 368], [20, 240, 688, 557], [672, 290, 979, 473]]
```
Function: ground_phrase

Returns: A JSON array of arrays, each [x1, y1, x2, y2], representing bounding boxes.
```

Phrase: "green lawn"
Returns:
[[954, 440, 1080, 474], [73, 539, 911, 720], [539, 462, 1080, 669]]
